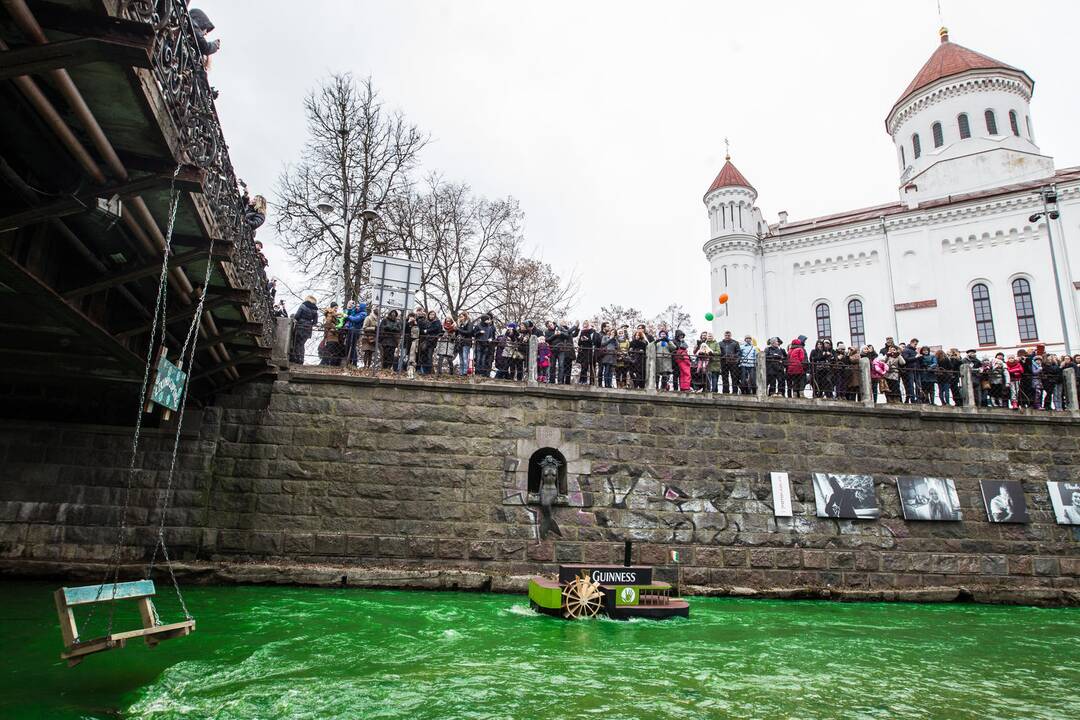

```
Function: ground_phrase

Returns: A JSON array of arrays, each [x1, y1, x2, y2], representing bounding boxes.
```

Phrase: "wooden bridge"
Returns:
[[0, 0, 274, 416]]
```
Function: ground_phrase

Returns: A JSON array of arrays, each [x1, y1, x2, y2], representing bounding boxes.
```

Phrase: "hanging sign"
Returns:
[[150, 356, 186, 411]]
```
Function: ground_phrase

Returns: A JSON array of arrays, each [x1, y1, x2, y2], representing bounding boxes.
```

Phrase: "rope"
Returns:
[[83, 165, 182, 640]]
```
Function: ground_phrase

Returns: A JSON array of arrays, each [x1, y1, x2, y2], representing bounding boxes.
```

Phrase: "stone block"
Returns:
[[347, 534, 377, 556], [1033, 557, 1060, 577], [469, 541, 498, 560], [554, 543, 582, 563]]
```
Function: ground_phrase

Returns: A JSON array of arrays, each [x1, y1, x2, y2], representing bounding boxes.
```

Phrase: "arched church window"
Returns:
[[971, 283, 996, 345], [932, 122, 944, 148], [847, 299, 865, 348], [957, 113, 971, 139], [1025, 115, 1033, 140], [1011, 278, 1038, 342], [912, 133, 921, 160], [1009, 110, 1020, 136], [900, 145, 906, 167], [815, 303, 831, 340], [984, 109, 998, 135]]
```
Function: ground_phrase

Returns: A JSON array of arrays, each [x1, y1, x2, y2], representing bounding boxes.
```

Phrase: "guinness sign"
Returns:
[[558, 564, 653, 586]]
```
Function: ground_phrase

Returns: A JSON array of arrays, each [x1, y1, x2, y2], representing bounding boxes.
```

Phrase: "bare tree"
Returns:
[[654, 303, 695, 336], [595, 304, 645, 329], [489, 234, 578, 323], [274, 73, 427, 300]]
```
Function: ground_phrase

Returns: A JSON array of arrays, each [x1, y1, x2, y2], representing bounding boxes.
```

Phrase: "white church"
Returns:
[[704, 28, 1080, 356]]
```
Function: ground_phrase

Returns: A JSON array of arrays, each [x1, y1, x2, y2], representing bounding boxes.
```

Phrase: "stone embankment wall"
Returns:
[[2, 374, 1079, 603]]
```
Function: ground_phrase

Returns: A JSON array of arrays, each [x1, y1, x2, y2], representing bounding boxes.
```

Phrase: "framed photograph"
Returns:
[[770, 472, 793, 517], [812, 473, 879, 519], [896, 476, 962, 521], [980, 480, 1029, 524], [1047, 482, 1080, 525]]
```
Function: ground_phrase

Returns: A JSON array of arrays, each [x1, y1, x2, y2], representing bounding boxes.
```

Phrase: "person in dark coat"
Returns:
[[717, 330, 740, 394], [290, 295, 318, 364], [189, 9, 221, 62], [765, 337, 787, 396], [576, 321, 599, 384], [901, 339, 920, 403], [628, 329, 649, 389], [809, 339, 835, 398], [378, 310, 402, 370], [548, 321, 578, 384], [474, 314, 497, 377], [418, 310, 442, 374]]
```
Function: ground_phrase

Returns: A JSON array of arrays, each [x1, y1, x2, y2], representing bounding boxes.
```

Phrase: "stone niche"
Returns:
[[502, 427, 594, 539]]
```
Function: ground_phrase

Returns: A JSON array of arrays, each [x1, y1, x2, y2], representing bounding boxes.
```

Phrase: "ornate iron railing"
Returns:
[[119, 0, 274, 346]]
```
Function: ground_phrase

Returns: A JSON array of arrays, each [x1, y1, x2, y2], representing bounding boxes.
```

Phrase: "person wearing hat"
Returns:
[[738, 335, 758, 394]]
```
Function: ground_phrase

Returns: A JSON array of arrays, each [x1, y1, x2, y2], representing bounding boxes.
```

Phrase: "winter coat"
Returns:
[[718, 338, 740, 363], [474, 320, 497, 346], [914, 353, 937, 385], [654, 338, 673, 374], [884, 355, 905, 381], [739, 342, 757, 368], [706, 340, 724, 372], [765, 346, 786, 375], [379, 317, 402, 347], [786, 344, 808, 375], [189, 9, 220, 56], [455, 320, 477, 349], [576, 329, 599, 363], [598, 332, 619, 365], [345, 304, 367, 331], [293, 300, 318, 333]]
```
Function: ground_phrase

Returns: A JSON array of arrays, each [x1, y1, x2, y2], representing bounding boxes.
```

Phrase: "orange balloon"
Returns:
[[718, 293, 729, 304]]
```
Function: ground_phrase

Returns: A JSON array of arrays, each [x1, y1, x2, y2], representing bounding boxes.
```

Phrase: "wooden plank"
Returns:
[[60, 636, 124, 666], [110, 619, 195, 642], [53, 589, 78, 649], [0, 36, 151, 80], [0, 249, 146, 375], [114, 296, 232, 338], [62, 579, 156, 606], [63, 247, 231, 300], [0, 172, 200, 233]]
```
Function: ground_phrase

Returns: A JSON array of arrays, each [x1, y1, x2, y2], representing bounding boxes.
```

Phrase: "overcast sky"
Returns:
[[200, 0, 1080, 322]]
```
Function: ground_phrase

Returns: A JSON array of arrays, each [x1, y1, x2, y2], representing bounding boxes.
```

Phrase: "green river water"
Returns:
[[0, 581, 1078, 719]]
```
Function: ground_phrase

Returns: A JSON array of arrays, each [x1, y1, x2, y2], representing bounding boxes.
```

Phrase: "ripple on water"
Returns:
[[0, 585, 1077, 720]]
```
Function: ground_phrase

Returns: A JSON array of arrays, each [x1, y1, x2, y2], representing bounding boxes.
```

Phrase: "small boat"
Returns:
[[527, 563, 689, 620]]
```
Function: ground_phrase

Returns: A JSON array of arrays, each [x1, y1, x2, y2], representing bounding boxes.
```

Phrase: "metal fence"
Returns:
[[279, 320, 1080, 413]]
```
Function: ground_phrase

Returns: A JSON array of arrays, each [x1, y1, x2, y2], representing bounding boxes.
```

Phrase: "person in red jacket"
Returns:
[[786, 337, 808, 397], [673, 330, 693, 392]]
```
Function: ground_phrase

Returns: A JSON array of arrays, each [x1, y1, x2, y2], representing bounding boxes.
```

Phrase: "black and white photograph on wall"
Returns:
[[896, 476, 962, 521], [812, 473, 879, 519], [1047, 482, 1080, 525], [980, 480, 1029, 523]]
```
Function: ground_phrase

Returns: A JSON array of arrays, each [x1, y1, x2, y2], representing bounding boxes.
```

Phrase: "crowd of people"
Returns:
[[285, 301, 1079, 411]]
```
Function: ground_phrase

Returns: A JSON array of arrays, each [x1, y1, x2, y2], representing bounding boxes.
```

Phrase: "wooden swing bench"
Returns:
[[54, 580, 195, 667]]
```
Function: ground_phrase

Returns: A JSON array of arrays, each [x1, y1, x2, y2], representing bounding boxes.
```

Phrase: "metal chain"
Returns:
[[145, 229, 215, 621], [84, 165, 182, 640]]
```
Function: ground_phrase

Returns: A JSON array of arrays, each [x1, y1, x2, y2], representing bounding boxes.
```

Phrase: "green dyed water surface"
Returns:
[[1, 582, 1078, 719]]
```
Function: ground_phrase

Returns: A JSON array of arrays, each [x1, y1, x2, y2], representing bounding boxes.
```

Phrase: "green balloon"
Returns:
[[705, 312, 714, 321]]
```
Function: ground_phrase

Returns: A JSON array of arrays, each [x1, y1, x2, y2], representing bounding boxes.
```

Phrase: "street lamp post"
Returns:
[[1028, 186, 1072, 356]]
